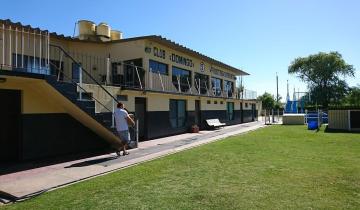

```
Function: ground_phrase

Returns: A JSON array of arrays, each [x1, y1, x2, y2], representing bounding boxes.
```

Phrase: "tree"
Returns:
[[344, 85, 360, 105], [257, 92, 276, 110], [288, 51, 355, 108]]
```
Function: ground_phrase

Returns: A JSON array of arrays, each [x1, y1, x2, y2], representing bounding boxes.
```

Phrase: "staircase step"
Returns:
[[44, 59, 118, 140], [77, 100, 95, 108], [53, 82, 78, 93]]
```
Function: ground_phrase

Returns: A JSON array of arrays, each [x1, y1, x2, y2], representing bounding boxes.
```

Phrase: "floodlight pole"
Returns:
[[276, 72, 279, 103]]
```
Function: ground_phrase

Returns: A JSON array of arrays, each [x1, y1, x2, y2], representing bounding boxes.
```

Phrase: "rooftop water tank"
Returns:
[[78, 20, 96, 40], [110, 30, 122, 41], [97, 22, 111, 41]]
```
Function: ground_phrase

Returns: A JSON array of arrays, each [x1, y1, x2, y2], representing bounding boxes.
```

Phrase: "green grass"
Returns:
[[3, 125, 360, 210]]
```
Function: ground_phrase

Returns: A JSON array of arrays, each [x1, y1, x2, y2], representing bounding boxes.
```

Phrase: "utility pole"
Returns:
[[286, 80, 290, 101], [276, 72, 279, 122], [276, 72, 279, 103]]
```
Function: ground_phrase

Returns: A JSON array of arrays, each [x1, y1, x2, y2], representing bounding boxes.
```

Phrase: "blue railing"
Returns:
[[306, 112, 328, 124]]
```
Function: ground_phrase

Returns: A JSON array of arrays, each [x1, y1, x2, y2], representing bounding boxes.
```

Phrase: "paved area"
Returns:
[[0, 121, 265, 203]]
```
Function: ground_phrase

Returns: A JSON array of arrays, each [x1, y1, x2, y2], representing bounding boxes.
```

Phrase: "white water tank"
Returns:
[[110, 30, 123, 41], [78, 20, 96, 40], [97, 22, 111, 41]]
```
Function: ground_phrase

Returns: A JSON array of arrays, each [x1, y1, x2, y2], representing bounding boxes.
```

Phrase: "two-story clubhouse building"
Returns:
[[0, 19, 258, 162]]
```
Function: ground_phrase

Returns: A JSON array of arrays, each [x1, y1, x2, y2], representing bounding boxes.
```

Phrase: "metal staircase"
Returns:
[[45, 44, 128, 149]]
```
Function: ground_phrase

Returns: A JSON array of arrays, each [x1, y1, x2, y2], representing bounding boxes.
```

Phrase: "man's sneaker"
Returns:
[[116, 150, 121, 157]]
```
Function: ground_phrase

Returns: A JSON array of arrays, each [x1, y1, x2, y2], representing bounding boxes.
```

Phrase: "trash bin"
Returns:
[[308, 121, 318, 130]]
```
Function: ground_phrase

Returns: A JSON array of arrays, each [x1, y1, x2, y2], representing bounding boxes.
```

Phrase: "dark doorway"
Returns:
[[0, 89, 21, 162], [135, 97, 147, 141], [251, 104, 256, 121], [240, 102, 243, 123], [350, 111, 360, 129], [195, 100, 201, 126]]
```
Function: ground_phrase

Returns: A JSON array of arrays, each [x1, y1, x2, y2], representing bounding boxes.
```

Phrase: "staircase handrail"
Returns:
[[49, 44, 119, 104], [48, 61, 113, 113]]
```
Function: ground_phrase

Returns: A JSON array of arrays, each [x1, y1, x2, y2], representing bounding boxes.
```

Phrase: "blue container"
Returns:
[[308, 121, 318, 130]]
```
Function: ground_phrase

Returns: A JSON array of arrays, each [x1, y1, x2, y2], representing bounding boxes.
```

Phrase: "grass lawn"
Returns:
[[3, 125, 360, 209]]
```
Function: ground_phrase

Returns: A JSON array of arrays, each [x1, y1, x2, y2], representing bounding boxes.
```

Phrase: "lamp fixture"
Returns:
[[145, 46, 151, 53]]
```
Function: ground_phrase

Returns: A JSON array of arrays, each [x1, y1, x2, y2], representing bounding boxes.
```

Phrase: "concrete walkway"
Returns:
[[0, 121, 266, 203]]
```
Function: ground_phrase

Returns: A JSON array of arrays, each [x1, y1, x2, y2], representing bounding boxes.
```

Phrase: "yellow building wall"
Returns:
[[143, 40, 239, 89], [0, 76, 65, 114], [109, 40, 145, 62]]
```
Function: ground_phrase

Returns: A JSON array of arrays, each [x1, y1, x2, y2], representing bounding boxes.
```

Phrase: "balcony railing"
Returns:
[[242, 89, 257, 100]]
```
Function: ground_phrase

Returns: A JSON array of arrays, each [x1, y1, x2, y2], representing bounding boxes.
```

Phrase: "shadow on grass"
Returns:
[[324, 125, 360, 133]]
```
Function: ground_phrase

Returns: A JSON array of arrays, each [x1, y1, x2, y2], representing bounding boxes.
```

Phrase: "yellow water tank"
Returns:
[[97, 22, 111, 38], [78, 20, 96, 40], [110, 30, 122, 41]]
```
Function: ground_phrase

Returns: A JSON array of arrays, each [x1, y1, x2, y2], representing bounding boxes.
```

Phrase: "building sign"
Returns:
[[200, 62, 205, 72], [153, 47, 166, 59], [210, 67, 236, 80], [169, 53, 194, 68]]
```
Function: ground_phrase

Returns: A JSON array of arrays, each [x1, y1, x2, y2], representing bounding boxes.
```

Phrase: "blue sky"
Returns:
[[1, 0, 359, 101]]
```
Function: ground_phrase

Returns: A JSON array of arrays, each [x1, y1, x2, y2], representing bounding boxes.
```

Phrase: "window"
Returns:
[[211, 77, 222, 96], [245, 103, 248, 108], [169, 99, 187, 128], [214, 101, 218, 104], [117, 95, 128, 101], [207, 100, 211, 104], [72, 63, 81, 83], [124, 58, 144, 88], [172, 66, 191, 92], [149, 59, 168, 75], [224, 80, 234, 98], [12, 54, 50, 75], [227, 102, 234, 120], [194, 73, 209, 95], [49, 59, 64, 81]]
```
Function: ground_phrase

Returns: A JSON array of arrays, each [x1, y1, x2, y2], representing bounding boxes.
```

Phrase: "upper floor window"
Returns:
[[211, 77, 222, 96], [172, 66, 191, 92], [194, 73, 209, 95], [12, 54, 50, 75], [224, 80, 234, 97], [72, 62, 81, 83], [149, 59, 168, 75]]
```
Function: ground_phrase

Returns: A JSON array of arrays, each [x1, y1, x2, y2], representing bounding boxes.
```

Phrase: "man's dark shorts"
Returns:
[[117, 130, 131, 144]]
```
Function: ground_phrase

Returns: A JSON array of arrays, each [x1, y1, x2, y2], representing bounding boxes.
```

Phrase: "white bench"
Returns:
[[205, 119, 226, 129]]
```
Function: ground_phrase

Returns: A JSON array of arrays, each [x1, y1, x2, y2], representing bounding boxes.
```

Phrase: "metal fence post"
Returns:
[[136, 119, 139, 148], [112, 98, 115, 128], [79, 66, 83, 100]]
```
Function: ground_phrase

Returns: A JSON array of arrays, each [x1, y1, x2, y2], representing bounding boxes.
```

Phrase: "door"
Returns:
[[227, 102, 234, 121], [252, 104, 256, 121], [195, 100, 201, 126], [0, 89, 21, 162], [135, 97, 147, 141], [240, 102, 243, 123]]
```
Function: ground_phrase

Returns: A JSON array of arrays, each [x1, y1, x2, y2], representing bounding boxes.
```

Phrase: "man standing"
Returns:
[[114, 102, 135, 156]]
